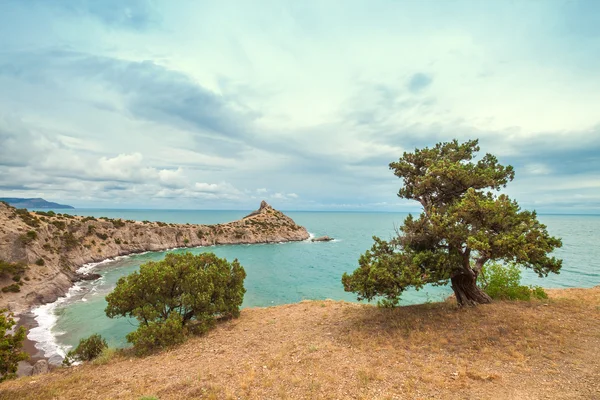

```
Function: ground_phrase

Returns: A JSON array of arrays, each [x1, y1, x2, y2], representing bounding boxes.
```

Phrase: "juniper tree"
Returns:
[[105, 252, 246, 354], [342, 139, 562, 306]]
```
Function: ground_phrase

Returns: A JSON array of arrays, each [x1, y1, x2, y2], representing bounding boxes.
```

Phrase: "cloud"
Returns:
[[0, 1, 599, 211], [407, 73, 433, 93]]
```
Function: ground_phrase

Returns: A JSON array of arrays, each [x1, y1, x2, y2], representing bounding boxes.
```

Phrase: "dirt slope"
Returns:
[[1, 287, 598, 399]]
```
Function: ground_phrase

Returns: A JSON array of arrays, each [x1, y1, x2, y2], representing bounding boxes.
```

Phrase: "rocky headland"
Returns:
[[0, 200, 309, 314]]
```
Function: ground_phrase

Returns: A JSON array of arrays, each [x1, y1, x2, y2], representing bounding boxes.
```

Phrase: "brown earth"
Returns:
[[1, 287, 598, 400], [0, 200, 309, 314]]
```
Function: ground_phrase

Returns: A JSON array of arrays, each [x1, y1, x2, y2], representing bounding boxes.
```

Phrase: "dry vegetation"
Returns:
[[1, 287, 599, 400]]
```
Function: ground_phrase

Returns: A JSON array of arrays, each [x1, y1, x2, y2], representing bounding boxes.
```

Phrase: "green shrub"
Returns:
[[0, 310, 28, 381], [0, 260, 26, 277], [35, 258, 45, 266], [15, 209, 40, 227], [51, 220, 66, 230], [105, 252, 246, 355], [114, 238, 122, 245], [91, 347, 117, 366], [62, 231, 79, 250], [19, 230, 38, 245], [183, 238, 189, 244], [481, 263, 548, 301], [111, 219, 126, 228], [1, 284, 21, 293], [96, 232, 108, 241], [126, 314, 187, 355], [62, 334, 108, 366]]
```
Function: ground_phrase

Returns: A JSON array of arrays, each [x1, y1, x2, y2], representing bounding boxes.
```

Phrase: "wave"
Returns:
[[28, 284, 85, 365]]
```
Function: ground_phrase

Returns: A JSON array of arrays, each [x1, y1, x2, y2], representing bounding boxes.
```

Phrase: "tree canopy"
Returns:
[[105, 252, 246, 354], [342, 139, 562, 306], [0, 310, 28, 381]]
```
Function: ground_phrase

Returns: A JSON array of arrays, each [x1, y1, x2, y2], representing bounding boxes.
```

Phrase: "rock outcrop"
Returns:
[[31, 360, 49, 375], [0, 201, 309, 313], [311, 236, 334, 242]]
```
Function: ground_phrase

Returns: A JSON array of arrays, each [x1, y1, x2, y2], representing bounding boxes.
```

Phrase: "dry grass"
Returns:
[[1, 287, 599, 400]]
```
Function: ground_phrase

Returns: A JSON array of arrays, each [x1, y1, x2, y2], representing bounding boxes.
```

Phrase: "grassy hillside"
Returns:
[[1, 287, 598, 399]]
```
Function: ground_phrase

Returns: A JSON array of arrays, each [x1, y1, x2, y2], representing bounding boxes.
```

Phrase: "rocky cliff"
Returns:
[[0, 200, 309, 313]]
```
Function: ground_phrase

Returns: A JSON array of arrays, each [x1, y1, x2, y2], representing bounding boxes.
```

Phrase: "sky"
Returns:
[[0, 0, 599, 212]]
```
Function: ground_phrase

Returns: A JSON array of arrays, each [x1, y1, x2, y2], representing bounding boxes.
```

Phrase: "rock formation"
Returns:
[[0, 201, 309, 313], [311, 236, 334, 242]]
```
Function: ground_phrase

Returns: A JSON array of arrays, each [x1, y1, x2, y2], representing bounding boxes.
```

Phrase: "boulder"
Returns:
[[72, 273, 102, 282], [31, 359, 49, 375], [16, 361, 33, 377], [311, 236, 334, 242]]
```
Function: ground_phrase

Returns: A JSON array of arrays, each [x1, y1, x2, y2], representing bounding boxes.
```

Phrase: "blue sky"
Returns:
[[0, 0, 599, 212]]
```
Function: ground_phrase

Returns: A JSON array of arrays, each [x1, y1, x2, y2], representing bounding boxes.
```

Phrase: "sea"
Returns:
[[26, 210, 600, 364]]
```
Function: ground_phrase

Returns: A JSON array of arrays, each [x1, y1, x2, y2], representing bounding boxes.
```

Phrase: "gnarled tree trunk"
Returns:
[[451, 272, 492, 306]]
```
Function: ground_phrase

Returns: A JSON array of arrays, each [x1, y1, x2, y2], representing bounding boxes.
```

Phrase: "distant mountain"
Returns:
[[0, 197, 74, 209]]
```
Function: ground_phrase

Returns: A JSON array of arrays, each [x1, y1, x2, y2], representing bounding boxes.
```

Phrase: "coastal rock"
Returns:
[[311, 236, 334, 242], [16, 361, 33, 377], [72, 273, 102, 282], [31, 359, 49, 375], [0, 200, 310, 313]]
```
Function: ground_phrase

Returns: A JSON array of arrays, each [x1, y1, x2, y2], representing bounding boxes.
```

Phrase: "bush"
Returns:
[[91, 347, 117, 366], [96, 232, 108, 241], [105, 252, 246, 355], [481, 263, 548, 301], [111, 219, 126, 228], [0, 310, 28, 381], [62, 231, 79, 250], [0, 260, 26, 277], [62, 334, 108, 366], [19, 230, 38, 245], [1, 284, 20, 293], [126, 314, 187, 355], [35, 258, 45, 266]]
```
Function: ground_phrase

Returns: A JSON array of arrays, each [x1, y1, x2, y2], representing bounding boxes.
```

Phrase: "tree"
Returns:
[[0, 310, 28, 381], [62, 334, 108, 366], [342, 139, 562, 306], [105, 252, 246, 354]]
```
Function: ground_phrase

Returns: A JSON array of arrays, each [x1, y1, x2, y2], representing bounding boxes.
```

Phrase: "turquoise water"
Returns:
[[32, 210, 600, 355]]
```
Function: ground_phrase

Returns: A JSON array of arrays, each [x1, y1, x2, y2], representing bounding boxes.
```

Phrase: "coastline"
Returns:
[[19, 234, 318, 367], [0, 200, 310, 372]]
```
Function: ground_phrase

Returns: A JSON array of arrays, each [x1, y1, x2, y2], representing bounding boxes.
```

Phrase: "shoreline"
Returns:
[[18, 234, 318, 367]]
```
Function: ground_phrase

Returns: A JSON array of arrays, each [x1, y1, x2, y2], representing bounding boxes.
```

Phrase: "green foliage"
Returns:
[[96, 232, 109, 241], [126, 313, 187, 355], [0, 260, 26, 277], [481, 263, 548, 301], [62, 334, 108, 366], [183, 238, 189, 244], [111, 219, 126, 228], [1, 284, 21, 293], [114, 238, 122, 245], [51, 220, 66, 230], [105, 252, 246, 355], [62, 231, 79, 250], [91, 347, 117, 366], [35, 210, 56, 217], [19, 230, 38, 245], [0, 310, 28, 381], [342, 139, 562, 306], [15, 208, 40, 227], [35, 258, 45, 266]]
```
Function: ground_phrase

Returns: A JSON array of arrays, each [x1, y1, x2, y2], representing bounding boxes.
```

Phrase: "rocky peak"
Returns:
[[259, 200, 272, 210]]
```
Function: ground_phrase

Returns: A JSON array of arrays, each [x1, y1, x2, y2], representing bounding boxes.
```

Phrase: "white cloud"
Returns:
[[0, 1, 599, 211]]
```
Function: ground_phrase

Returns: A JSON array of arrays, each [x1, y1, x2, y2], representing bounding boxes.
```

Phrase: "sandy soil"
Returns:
[[1, 287, 599, 400]]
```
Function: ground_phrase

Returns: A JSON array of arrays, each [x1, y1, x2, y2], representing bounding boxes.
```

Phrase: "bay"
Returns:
[[30, 210, 600, 359]]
